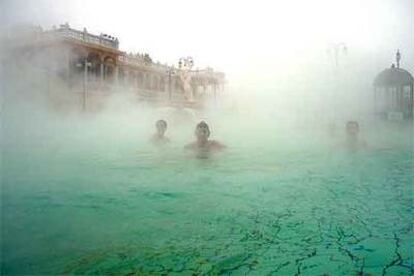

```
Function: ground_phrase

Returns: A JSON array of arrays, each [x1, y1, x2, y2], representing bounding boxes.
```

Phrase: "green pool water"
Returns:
[[1, 113, 413, 275]]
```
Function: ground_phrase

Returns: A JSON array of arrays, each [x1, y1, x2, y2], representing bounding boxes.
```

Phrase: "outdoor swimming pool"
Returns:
[[1, 114, 413, 275]]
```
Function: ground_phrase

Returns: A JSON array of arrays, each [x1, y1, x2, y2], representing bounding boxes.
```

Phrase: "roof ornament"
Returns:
[[396, 50, 401, 68]]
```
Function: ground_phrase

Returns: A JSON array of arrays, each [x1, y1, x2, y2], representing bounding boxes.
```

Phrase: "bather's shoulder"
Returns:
[[151, 135, 170, 145], [209, 140, 226, 150]]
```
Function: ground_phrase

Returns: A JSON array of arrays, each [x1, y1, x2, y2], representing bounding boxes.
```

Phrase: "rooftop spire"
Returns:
[[396, 49, 401, 68]]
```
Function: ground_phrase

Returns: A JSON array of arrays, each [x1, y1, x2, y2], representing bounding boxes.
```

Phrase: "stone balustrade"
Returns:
[[46, 25, 119, 49]]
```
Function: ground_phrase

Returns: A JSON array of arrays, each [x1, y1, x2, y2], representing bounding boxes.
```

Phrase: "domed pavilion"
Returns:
[[373, 51, 413, 120]]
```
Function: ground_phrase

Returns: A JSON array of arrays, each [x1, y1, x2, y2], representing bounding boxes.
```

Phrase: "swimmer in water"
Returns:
[[184, 121, 225, 152], [151, 119, 170, 145], [345, 121, 366, 150]]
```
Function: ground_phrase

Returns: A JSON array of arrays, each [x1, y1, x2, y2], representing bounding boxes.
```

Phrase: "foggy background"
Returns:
[[2, 0, 413, 77], [1, 0, 413, 151]]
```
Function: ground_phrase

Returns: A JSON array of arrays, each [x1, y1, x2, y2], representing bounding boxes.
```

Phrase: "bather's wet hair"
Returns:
[[156, 119, 167, 129], [346, 121, 360, 137], [195, 121, 210, 136], [346, 121, 359, 130]]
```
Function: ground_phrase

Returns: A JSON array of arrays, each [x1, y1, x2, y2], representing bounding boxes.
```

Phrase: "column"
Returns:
[[410, 84, 414, 119], [114, 66, 119, 86], [193, 85, 198, 100], [213, 84, 217, 104], [142, 73, 147, 90], [100, 56, 104, 86], [135, 72, 141, 90], [147, 74, 154, 90], [124, 70, 128, 86], [65, 48, 71, 82], [171, 77, 176, 101]]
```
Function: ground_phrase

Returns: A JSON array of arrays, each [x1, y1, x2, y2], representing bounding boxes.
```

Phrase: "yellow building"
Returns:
[[5, 23, 225, 110]]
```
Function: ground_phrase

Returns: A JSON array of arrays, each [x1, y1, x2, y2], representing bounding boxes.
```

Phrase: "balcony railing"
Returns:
[[45, 25, 119, 50], [118, 55, 224, 78], [118, 55, 150, 66], [118, 55, 172, 71]]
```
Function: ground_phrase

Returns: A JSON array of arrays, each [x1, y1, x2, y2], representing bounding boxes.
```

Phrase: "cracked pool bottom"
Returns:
[[2, 148, 413, 275], [61, 209, 413, 275]]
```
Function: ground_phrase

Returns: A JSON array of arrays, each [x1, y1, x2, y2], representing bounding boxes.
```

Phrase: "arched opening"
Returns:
[[118, 68, 126, 85], [152, 75, 160, 91], [160, 77, 166, 92], [136, 72, 143, 88], [87, 52, 102, 83], [103, 56, 116, 82], [67, 48, 88, 87]]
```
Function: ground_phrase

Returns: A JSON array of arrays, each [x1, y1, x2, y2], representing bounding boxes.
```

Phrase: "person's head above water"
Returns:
[[344, 120, 367, 150], [195, 121, 210, 143], [155, 119, 167, 137], [185, 120, 225, 153], [346, 121, 359, 137], [151, 119, 170, 145]]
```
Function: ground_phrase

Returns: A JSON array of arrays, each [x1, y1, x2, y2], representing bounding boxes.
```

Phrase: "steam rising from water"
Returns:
[[1, 41, 412, 158], [2, 88, 412, 163]]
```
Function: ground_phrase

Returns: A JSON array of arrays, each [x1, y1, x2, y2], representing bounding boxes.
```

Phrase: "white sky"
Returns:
[[2, 0, 414, 83]]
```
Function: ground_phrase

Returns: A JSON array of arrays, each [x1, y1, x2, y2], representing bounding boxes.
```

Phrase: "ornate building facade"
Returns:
[[4, 23, 225, 110]]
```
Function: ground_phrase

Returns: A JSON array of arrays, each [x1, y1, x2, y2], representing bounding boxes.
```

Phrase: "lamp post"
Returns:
[[327, 42, 347, 68], [166, 65, 176, 101], [76, 58, 92, 111]]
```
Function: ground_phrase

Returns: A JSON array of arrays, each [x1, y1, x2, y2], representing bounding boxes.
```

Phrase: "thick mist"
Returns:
[[1, 0, 413, 169], [1, 34, 412, 162], [2, 89, 411, 166]]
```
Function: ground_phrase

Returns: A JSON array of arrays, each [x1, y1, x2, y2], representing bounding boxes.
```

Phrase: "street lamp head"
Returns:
[[76, 59, 92, 68]]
